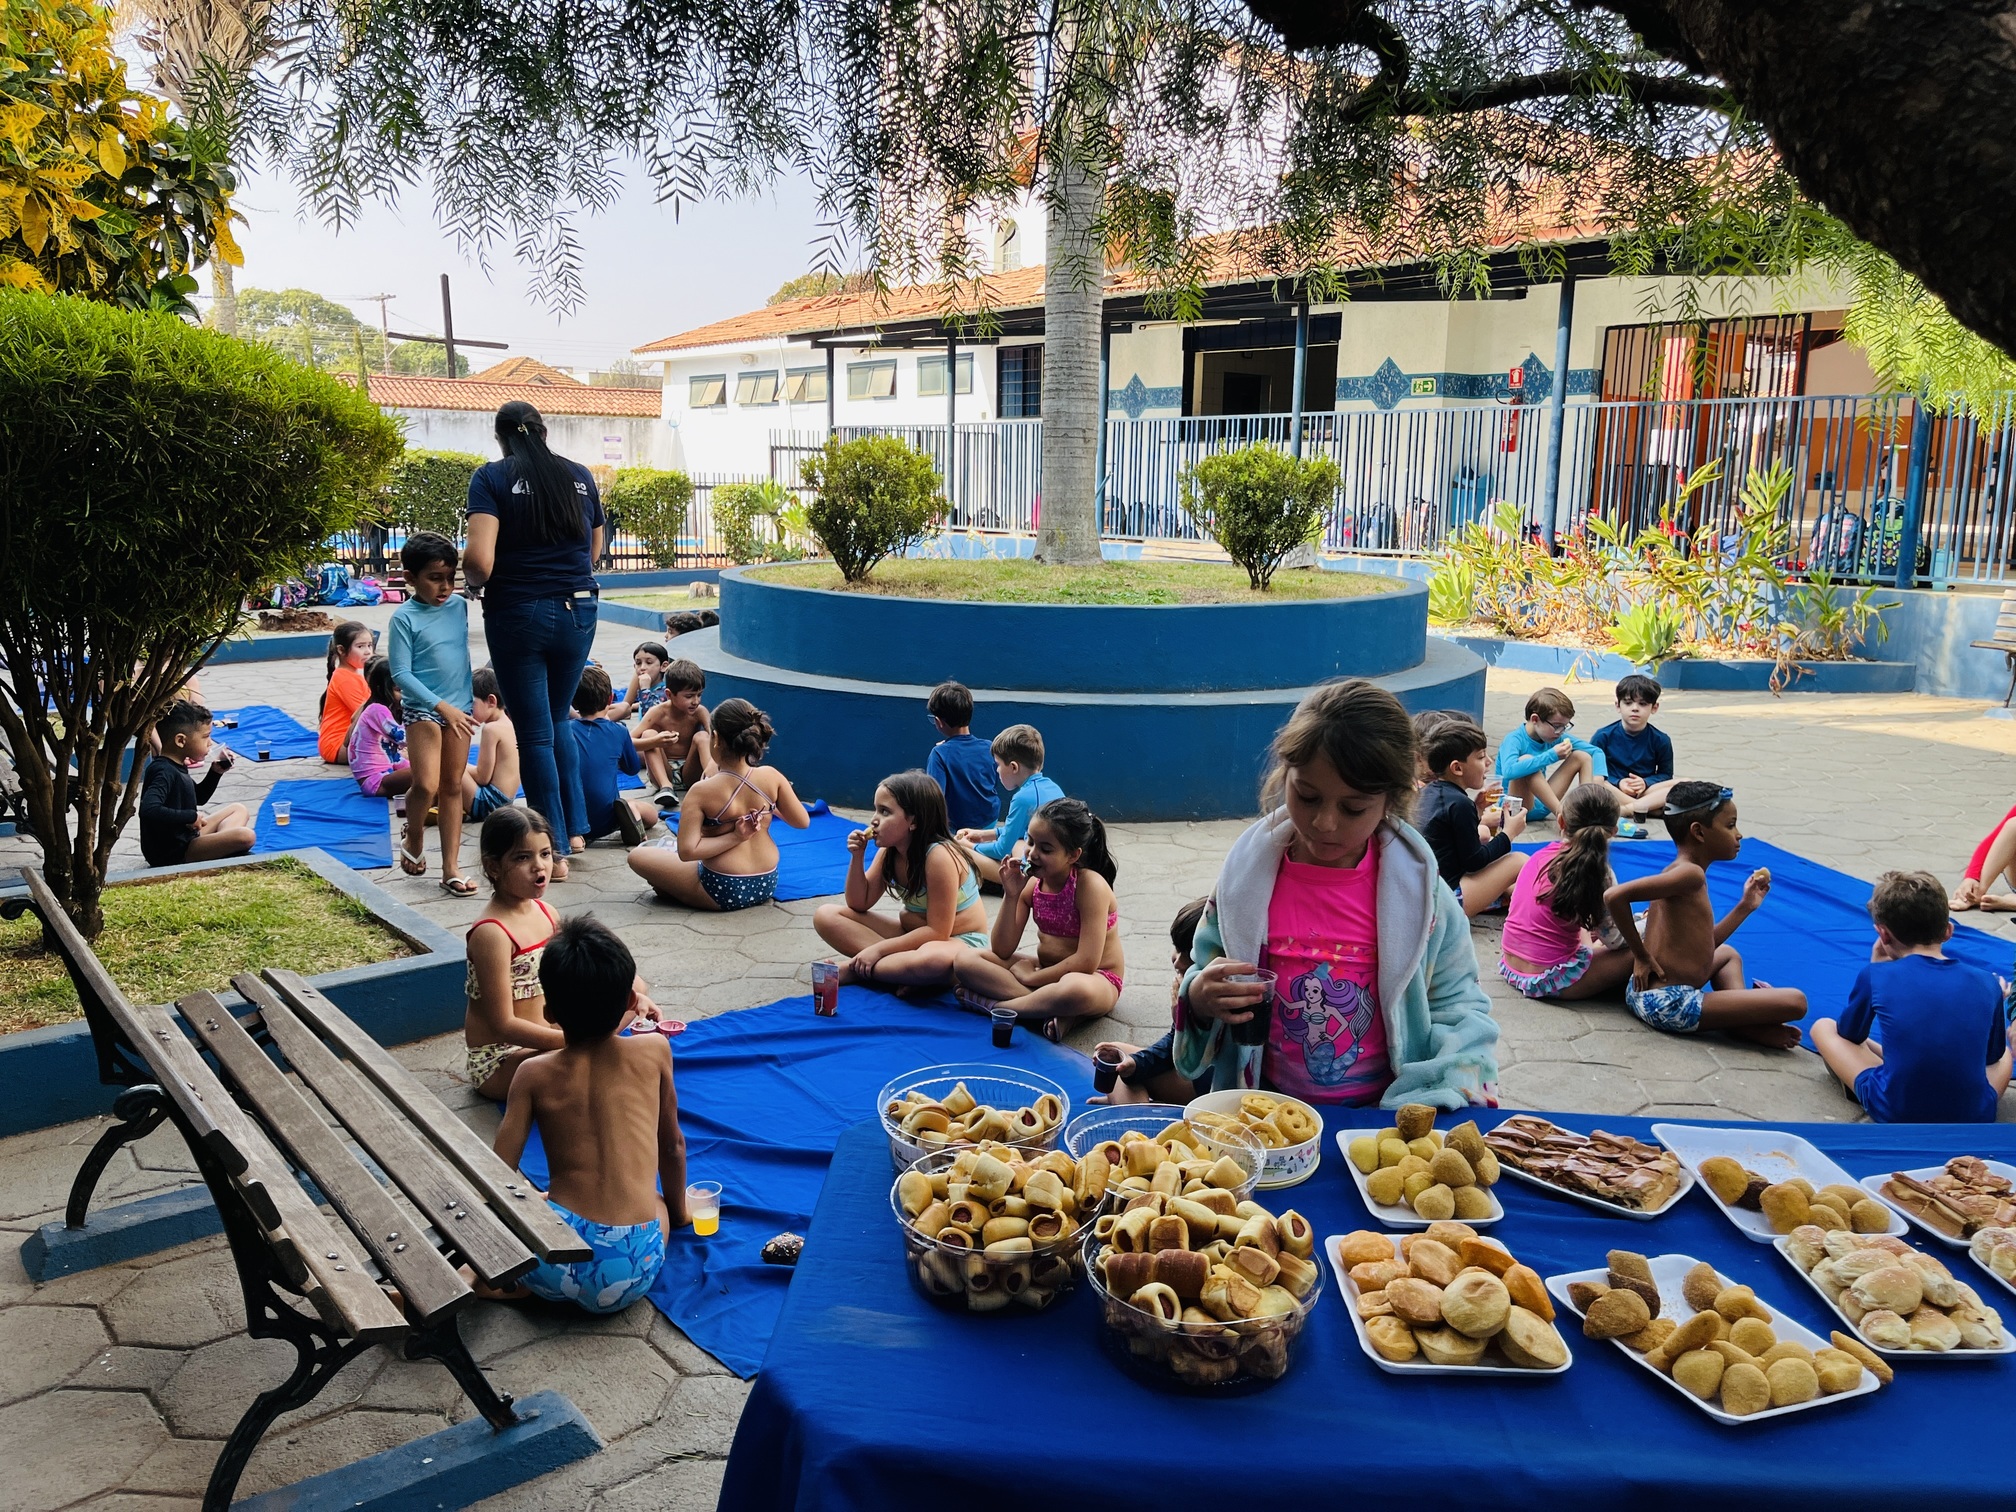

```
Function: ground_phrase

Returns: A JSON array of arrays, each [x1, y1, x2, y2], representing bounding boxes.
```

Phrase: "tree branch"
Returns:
[[1358, 67, 1731, 123]]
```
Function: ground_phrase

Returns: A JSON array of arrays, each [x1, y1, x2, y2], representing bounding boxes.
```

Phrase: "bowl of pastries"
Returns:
[[1085, 1190, 1322, 1391], [1329, 1224, 1569, 1374], [1185, 1090, 1324, 1188], [1774, 1225, 2012, 1357], [878, 1063, 1070, 1170], [1063, 1105, 1266, 1205], [890, 1142, 1106, 1314]]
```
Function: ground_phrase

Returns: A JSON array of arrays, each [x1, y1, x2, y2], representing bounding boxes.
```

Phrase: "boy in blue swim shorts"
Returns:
[[492, 916, 689, 1313], [1603, 781, 1808, 1048]]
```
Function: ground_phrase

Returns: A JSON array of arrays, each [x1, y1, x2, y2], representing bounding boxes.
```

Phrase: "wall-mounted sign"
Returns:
[[1410, 377, 1437, 396]]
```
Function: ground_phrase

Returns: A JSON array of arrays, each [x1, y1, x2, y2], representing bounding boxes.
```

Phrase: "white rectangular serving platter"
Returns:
[[1488, 1125, 1697, 1221], [1970, 1246, 2016, 1305], [1770, 1236, 2016, 1361], [1332, 1129, 1505, 1229], [1650, 1123, 1909, 1244], [1546, 1254, 1879, 1424], [1325, 1232, 1570, 1377], [1857, 1160, 2016, 1251]]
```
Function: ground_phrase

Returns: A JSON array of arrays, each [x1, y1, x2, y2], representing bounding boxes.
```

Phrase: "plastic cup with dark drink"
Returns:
[[256, 740, 270, 761], [1227, 969, 1278, 1046], [1092, 1045, 1123, 1094], [989, 1007, 1016, 1049], [811, 959, 839, 1016]]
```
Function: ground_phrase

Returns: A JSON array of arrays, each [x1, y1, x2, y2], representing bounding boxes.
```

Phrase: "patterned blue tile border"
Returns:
[[1108, 374, 1183, 419], [1338, 354, 1600, 410]]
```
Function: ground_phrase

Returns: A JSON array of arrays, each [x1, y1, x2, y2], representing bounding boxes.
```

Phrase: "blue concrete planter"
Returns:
[[1437, 632, 1916, 694], [721, 565, 1424, 693], [0, 848, 464, 1137], [595, 568, 721, 590], [208, 631, 328, 664]]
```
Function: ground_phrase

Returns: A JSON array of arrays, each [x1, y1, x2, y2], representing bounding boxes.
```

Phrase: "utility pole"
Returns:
[[386, 274, 507, 376], [356, 293, 396, 372]]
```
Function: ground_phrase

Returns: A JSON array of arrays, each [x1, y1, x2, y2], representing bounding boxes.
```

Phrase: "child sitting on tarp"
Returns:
[[139, 699, 255, 866], [1811, 870, 2013, 1120], [464, 667, 520, 822], [960, 724, 1063, 886], [565, 665, 663, 851], [490, 916, 689, 1314]]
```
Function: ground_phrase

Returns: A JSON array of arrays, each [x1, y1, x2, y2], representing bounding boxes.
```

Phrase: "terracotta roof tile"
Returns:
[[467, 356, 586, 386], [362, 373, 663, 416]]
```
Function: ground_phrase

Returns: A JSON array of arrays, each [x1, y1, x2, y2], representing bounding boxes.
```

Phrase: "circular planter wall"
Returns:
[[685, 568, 1485, 821], [721, 568, 1429, 692]]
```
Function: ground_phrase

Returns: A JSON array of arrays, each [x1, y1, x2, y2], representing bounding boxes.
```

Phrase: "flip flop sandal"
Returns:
[[398, 844, 427, 876], [438, 874, 478, 898]]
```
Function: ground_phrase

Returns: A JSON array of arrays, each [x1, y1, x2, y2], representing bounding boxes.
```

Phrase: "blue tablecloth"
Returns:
[[1520, 838, 2014, 1044], [722, 1112, 2016, 1512]]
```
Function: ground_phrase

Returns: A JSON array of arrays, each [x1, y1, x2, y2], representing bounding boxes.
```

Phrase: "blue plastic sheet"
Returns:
[[251, 778, 391, 869], [722, 1112, 2016, 1512], [517, 986, 1091, 1376], [1517, 837, 2013, 1042], [212, 705, 319, 762]]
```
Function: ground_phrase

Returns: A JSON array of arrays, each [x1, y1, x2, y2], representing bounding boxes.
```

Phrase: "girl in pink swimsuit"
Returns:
[[953, 798, 1125, 1041]]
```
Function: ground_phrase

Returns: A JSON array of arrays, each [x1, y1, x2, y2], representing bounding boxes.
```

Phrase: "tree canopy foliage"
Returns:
[[0, 0, 238, 316], [237, 286, 472, 374]]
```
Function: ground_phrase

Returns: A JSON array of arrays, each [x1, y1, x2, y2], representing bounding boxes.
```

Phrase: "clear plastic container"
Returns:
[[1062, 1104, 1265, 1204], [878, 1062, 1071, 1171], [890, 1148, 1088, 1315], [1083, 1228, 1321, 1392]]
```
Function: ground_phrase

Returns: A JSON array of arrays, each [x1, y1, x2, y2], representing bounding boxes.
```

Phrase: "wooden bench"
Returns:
[[1970, 585, 2016, 705], [2, 868, 596, 1510]]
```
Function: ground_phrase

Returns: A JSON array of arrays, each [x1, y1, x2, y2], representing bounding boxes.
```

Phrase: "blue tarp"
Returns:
[[251, 778, 391, 870], [517, 987, 1092, 1377], [211, 705, 320, 762]]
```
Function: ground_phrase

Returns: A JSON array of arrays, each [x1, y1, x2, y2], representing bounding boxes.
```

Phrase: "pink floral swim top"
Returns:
[[1027, 867, 1117, 939], [465, 901, 560, 1002]]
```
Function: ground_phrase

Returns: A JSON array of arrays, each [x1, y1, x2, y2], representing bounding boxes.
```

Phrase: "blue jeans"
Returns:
[[484, 593, 598, 854]]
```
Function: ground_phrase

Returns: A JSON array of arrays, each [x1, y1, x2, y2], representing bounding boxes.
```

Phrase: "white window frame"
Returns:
[[734, 370, 781, 406], [847, 359, 898, 400], [916, 353, 975, 398], [688, 374, 727, 408], [785, 366, 829, 404]]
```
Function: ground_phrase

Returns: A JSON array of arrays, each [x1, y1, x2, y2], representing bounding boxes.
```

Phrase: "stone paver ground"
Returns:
[[4, 609, 2015, 1508]]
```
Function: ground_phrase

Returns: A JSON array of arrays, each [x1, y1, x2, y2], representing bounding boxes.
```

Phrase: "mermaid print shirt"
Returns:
[[1260, 847, 1391, 1106]]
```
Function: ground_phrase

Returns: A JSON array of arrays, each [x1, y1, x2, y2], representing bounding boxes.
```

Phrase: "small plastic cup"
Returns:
[[810, 959, 839, 1016], [989, 1007, 1016, 1049], [1226, 969, 1278, 1046], [1092, 1045, 1123, 1094], [256, 740, 271, 761], [687, 1181, 722, 1237], [273, 801, 291, 828]]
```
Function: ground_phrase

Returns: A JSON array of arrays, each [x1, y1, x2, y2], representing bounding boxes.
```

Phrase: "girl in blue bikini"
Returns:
[[627, 698, 809, 910], [816, 770, 990, 992]]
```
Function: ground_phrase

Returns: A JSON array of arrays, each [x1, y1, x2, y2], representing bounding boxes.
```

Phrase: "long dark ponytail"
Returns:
[[1035, 797, 1116, 885], [494, 401, 587, 546], [1544, 784, 1620, 928]]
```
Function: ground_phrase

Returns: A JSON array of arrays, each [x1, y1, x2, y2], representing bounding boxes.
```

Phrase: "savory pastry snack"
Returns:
[[1077, 1118, 1261, 1206], [1484, 1116, 1684, 1213], [1198, 1091, 1320, 1151], [885, 1080, 1065, 1153], [1883, 1158, 2016, 1239], [1564, 1256, 1881, 1414], [1091, 1193, 1321, 1386], [1971, 1226, 2016, 1287], [1692, 1160, 1889, 1235], [1336, 1226, 1568, 1371], [1779, 1224, 2009, 1353], [1345, 1106, 1501, 1220], [893, 1141, 1097, 1313]]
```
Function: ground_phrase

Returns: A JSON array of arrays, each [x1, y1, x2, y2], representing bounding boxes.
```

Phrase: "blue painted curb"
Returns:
[[595, 567, 721, 590], [598, 599, 689, 633], [721, 564, 1423, 693], [233, 1389, 602, 1512], [0, 848, 465, 1138], [21, 1185, 220, 1279], [1436, 633, 1916, 694], [208, 632, 328, 664]]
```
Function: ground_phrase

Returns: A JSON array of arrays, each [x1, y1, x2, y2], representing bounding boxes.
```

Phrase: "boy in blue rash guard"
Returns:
[[960, 723, 1063, 886], [924, 680, 998, 834], [1811, 869, 2013, 1121], [1497, 686, 1605, 822], [1591, 674, 1679, 818], [565, 665, 663, 850]]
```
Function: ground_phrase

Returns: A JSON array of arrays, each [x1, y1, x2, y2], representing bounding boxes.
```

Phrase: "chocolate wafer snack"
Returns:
[[1484, 1116, 1684, 1213]]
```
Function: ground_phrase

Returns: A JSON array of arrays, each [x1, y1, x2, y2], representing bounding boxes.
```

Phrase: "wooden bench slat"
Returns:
[[263, 970, 592, 1264], [180, 992, 473, 1324], [116, 995, 405, 1341], [234, 975, 536, 1288]]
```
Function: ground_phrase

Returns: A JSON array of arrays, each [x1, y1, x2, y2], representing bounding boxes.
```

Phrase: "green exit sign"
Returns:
[[1411, 376, 1437, 396]]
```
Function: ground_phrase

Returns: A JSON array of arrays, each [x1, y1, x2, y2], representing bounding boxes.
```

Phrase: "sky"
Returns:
[[208, 161, 834, 372]]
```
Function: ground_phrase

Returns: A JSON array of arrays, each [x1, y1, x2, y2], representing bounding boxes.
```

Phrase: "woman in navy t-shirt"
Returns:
[[464, 401, 606, 878]]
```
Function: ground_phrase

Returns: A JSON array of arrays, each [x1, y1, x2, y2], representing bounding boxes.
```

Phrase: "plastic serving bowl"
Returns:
[[1184, 1090, 1325, 1188], [878, 1062, 1071, 1172], [1062, 1104, 1266, 1205], [890, 1149, 1088, 1315], [1083, 1227, 1321, 1393]]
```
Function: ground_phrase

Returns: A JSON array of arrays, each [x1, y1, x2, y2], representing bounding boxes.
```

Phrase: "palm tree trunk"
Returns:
[[211, 260, 239, 334], [1036, 146, 1106, 565]]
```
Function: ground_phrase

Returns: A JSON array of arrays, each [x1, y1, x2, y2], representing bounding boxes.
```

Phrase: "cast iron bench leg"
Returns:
[[65, 1084, 167, 1229], [404, 1314, 522, 1430]]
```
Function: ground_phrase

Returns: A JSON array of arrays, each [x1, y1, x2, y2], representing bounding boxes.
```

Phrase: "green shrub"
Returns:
[[383, 449, 485, 538], [603, 467, 695, 568], [798, 436, 947, 582], [1609, 602, 1684, 666], [713, 479, 805, 564], [1179, 445, 1338, 589], [1426, 558, 1475, 625], [0, 290, 401, 935]]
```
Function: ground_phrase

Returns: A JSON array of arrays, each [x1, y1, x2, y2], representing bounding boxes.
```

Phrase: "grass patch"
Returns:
[[0, 859, 414, 1036], [608, 592, 723, 612], [748, 559, 1399, 606]]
